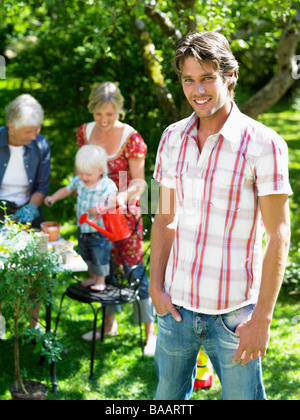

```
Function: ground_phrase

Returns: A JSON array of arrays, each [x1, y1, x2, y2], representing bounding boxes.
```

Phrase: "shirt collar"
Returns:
[[182, 113, 198, 138], [0, 126, 38, 150], [183, 102, 244, 151], [219, 102, 245, 149], [80, 173, 107, 191], [0, 126, 8, 147]]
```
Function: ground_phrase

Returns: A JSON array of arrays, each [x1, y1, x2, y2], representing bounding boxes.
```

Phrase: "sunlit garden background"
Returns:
[[0, 0, 299, 400]]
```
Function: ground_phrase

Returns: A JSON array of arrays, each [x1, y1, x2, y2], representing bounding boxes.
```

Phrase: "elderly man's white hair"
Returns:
[[5, 94, 44, 129]]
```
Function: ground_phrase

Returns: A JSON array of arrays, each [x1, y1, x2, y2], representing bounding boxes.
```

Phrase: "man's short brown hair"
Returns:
[[174, 32, 239, 98]]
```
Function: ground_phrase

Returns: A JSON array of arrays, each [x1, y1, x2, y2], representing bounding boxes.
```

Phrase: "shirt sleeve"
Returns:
[[125, 132, 147, 159], [76, 124, 87, 148], [67, 176, 80, 192], [255, 134, 293, 197], [96, 178, 118, 210], [31, 135, 51, 196], [104, 179, 118, 199], [153, 126, 176, 189]]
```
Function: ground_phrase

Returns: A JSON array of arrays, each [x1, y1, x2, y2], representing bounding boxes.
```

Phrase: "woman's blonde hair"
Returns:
[[75, 145, 108, 174], [88, 82, 126, 119]]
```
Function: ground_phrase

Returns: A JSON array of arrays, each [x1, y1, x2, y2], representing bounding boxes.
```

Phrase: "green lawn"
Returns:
[[0, 109, 299, 400], [0, 287, 299, 400]]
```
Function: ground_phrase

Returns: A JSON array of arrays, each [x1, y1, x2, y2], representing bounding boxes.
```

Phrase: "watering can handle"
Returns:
[[78, 213, 115, 241], [95, 195, 125, 215]]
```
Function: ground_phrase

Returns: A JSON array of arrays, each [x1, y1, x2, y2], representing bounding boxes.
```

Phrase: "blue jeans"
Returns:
[[105, 264, 155, 323], [126, 265, 155, 323], [155, 305, 266, 400], [78, 231, 112, 277]]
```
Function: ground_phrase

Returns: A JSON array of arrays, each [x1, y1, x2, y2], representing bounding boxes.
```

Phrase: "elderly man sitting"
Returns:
[[0, 94, 50, 228], [0, 94, 51, 332]]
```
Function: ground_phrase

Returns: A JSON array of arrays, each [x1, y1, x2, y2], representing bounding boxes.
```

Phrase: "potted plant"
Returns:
[[0, 215, 62, 400]]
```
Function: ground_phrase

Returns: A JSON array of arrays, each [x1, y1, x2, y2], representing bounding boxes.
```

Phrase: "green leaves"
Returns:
[[0, 220, 61, 316], [26, 328, 65, 365]]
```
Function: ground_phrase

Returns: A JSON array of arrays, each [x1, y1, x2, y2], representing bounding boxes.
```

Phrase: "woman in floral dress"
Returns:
[[76, 82, 156, 356]]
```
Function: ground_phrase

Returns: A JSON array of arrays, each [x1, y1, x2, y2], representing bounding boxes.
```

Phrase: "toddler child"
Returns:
[[45, 145, 118, 291]]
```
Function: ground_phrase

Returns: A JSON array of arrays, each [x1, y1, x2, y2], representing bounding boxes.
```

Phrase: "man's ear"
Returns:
[[227, 72, 235, 87]]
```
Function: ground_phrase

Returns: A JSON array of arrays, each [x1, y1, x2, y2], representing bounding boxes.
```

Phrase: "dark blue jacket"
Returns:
[[0, 126, 51, 198]]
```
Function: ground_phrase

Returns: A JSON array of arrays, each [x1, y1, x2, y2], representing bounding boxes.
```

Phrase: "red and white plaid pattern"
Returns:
[[154, 103, 292, 314]]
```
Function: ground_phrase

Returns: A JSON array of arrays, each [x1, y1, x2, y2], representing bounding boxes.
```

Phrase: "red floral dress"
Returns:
[[76, 123, 147, 266]]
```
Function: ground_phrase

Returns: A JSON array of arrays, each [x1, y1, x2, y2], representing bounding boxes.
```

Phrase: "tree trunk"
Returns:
[[240, 26, 300, 119], [143, 0, 197, 121], [14, 300, 27, 395], [133, 18, 180, 123], [174, 0, 197, 32]]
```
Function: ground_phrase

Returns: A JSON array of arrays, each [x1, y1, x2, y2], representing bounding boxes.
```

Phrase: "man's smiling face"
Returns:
[[181, 56, 232, 121]]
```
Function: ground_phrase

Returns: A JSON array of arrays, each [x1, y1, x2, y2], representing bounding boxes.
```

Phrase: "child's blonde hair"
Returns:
[[75, 145, 108, 174]]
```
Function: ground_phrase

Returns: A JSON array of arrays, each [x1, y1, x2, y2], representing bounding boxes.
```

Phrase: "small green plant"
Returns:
[[0, 212, 61, 395], [26, 328, 65, 365]]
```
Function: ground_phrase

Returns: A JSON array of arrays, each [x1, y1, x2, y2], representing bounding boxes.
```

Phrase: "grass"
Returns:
[[0, 97, 299, 400], [0, 287, 299, 400], [262, 298, 300, 401], [0, 277, 158, 401]]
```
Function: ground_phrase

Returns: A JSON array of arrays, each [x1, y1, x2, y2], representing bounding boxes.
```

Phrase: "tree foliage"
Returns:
[[1, 1, 299, 122], [0, 0, 299, 220]]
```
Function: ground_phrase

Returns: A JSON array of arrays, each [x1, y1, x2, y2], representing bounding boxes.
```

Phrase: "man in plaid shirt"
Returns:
[[150, 32, 292, 400]]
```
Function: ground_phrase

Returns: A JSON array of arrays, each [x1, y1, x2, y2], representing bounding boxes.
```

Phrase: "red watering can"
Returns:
[[79, 206, 131, 242]]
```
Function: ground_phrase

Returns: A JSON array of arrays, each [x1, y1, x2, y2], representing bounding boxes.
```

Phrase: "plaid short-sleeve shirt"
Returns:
[[153, 102, 292, 314], [68, 174, 118, 234]]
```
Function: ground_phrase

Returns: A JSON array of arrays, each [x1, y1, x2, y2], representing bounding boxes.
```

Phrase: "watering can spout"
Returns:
[[79, 213, 89, 226], [79, 208, 131, 242]]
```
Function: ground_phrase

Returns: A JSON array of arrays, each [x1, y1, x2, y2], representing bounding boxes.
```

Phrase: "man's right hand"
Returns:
[[150, 288, 182, 322]]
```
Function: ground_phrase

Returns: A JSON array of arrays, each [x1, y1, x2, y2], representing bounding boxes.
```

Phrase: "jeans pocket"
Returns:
[[218, 304, 255, 339], [219, 315, 241, 339], [156, 305, 182, 318], [156, 311, 171, 318]]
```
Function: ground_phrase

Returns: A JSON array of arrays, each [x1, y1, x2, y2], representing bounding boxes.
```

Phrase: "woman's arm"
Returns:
[[117, 158, 147, 205]]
